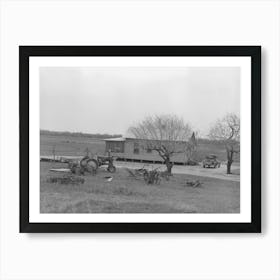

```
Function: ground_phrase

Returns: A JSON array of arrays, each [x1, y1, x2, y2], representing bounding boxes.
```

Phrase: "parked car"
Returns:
[[202, 155, 221, 168]]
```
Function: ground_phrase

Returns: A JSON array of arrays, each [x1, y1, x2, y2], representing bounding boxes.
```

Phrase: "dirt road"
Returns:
[[115, 162, 240, 182]]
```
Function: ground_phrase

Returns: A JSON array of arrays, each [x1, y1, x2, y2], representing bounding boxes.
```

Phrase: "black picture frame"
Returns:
[[20, 46, 261, 233]]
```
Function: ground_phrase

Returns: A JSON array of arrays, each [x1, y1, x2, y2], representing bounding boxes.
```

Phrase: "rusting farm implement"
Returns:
[[69, 155, 116, 175], [126, 165, 171, 185]]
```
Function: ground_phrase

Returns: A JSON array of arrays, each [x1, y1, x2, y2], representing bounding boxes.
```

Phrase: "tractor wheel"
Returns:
[[80, 157, 89, 169], [86, 159, 98, 175], [107, 165, 116, 173]]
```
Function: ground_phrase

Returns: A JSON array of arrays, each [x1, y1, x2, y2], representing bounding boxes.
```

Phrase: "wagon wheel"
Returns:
[[86, 159, 98, 175], [143, 171, 149, 183], [107, 165, 116, 173], [154, 173, 161, 185]]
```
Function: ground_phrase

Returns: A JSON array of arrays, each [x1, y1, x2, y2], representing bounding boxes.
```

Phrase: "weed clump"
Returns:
[[47, 175, 85, 185]]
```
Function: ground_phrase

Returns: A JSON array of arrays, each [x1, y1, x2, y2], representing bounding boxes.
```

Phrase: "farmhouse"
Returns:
[[104, 134, 197, 165]]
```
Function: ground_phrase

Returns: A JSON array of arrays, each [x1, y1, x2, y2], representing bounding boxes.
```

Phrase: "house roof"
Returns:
[[104, 137, 188, 144], [104, 136, 194, 144], [103, 137, 126, 142]]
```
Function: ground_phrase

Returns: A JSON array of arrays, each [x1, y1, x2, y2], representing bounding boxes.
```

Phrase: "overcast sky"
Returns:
[[40, 67, 240, 136]]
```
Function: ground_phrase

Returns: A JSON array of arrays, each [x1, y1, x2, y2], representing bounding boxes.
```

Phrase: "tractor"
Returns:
[[80, 155, 116, 174], [68, 155, 116, 175]]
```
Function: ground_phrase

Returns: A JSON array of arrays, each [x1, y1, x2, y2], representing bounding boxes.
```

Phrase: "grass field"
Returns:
[[40, 134, 105, 157], [40, 162, 240, 213]]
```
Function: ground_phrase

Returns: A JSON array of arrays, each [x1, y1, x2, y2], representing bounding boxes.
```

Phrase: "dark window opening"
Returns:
[[134, 142, 140, 154], [106, 142, 124, 153]]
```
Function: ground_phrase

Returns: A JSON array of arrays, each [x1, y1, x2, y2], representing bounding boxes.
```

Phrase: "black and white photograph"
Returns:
[[20, 46, 261, 232], [40, 66, 241, 214]]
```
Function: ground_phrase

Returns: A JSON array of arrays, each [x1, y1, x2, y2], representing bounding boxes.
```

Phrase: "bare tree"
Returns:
[[209, 114, 240, 174], [128, 115, 192, 174], [184, 132, 198, 164]]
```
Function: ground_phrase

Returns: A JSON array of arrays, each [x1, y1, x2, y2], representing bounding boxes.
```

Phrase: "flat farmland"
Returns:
[[41, 134, 105, 156], [40, 161, 240, 213], [40, 132, 239, 163]]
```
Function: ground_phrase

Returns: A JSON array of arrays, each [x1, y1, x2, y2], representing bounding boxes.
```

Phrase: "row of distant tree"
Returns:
[[40, 130, 122, 139]]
